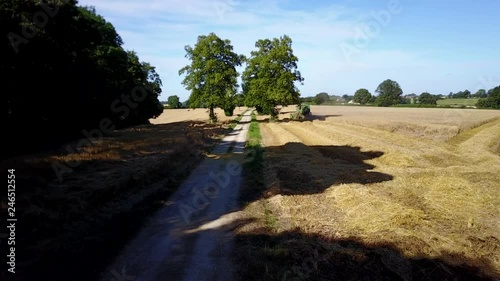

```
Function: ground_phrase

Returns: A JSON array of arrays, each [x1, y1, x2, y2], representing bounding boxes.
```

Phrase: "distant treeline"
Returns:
[[2, 1, 163, 157], [302, 84, 500, 109]]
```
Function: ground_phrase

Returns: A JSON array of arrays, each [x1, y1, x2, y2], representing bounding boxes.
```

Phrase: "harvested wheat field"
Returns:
[[150, 106, 248, 124], [235, 106, 500, 281]]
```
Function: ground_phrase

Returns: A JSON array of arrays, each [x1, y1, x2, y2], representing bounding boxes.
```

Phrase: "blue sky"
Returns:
[[77, 0, 500, 101]]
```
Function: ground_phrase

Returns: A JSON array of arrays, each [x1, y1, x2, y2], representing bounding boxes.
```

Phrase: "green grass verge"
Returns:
[[240, 111, 265, 204], [247, 112, 261, 146]]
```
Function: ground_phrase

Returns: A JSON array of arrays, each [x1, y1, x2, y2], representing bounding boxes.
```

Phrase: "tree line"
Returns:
[[305, 81, 500, 108], [2, 1, 163, 157]]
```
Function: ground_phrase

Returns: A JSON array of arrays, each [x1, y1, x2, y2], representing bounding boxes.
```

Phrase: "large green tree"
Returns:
[[375, 79, 403, 107], [167, 95, 181, 109], [2, 1, 163, 157], [179, 33, 243, 122], [353, 88, 372, 105], [235, 93, 245, 107], [242, 35, 304, 116]]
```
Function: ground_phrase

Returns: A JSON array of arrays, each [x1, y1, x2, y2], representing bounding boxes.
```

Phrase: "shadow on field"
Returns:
[[255, 114, 342, 123], [305, 114, 342, 121], [233, 225, 497, 281], [241, 142, 393, 201], [0, 121, 230, 281]]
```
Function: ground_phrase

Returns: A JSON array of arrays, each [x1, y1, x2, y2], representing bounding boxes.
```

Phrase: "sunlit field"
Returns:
[[150, 107, 248, 124], [309, 105, 500, 141], [236, 105, 500, 280]]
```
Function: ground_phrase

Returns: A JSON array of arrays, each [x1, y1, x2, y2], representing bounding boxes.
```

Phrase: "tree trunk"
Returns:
[[209, 105, 216, 123]]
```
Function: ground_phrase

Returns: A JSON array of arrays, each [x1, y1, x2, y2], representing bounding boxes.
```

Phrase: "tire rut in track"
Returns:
[[260, 123, 300, 147], [446, 118, 500, 167], [448, 117, 500, 148]]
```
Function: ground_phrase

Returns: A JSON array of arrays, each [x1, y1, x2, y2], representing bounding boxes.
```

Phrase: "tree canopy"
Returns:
[[242, 35, 304, 116], [448, 90, 472, 99], [476, 86, 500, 109], [167, 95, 182, 109], [314, 92, 330, 105], [2, 1, 163, 157], [472, 89, 487, 98], [179, 33, 243, 122], [375, 79, 403, 107], [418, 92, 438, 105], [353, 88, 372, 105]]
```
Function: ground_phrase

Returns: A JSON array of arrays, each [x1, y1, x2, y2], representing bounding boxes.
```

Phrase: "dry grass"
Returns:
[[236, 106, 500, 280]]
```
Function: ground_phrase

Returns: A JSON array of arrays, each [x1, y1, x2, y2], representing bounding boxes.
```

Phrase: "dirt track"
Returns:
[[99, 110, 252, 281]]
